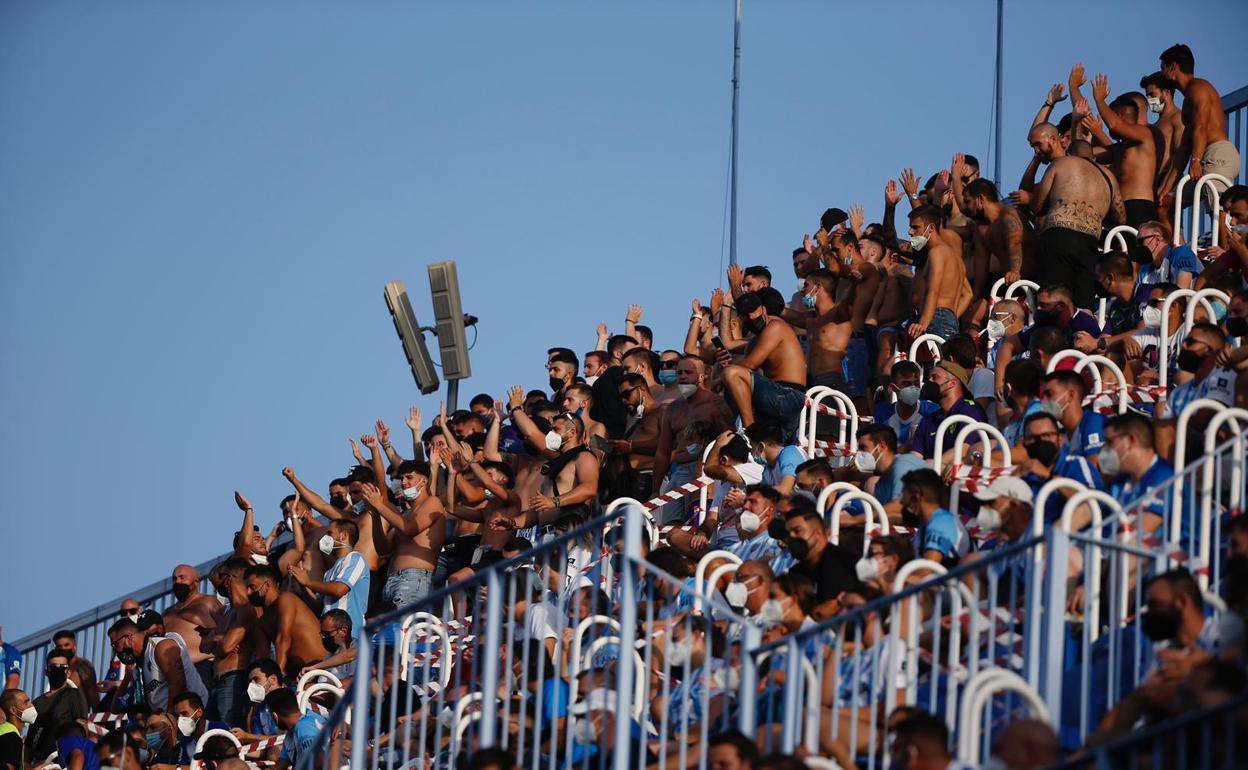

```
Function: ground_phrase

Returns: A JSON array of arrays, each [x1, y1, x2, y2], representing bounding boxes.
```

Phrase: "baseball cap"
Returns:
[[935, 361, 970, 390], [735, 292, 762, 316], [135, 609, 164, 632], [820, 208, 849, 231], [971, 477, 1034, 505]]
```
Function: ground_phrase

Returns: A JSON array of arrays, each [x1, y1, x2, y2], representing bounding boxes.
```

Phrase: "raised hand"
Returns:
[[507, 385, 525, 411], [900, 168, 922, 197], [691, 298, 703, 315], [350, 438, 365, 464], [376, 420, 391, 446], [405, 405, 421, 432], [710, 287, 725, 316], [1073, 96, 1090, 120], [1046, 83, 1066, 106], [1092, 73, 1110, 103], [596, 321, 608, 338], [360, 435, 378, 452], [1008, 189, 1033, 207], [282, 467, 296, 481], [493, 398, 506, 423], [625, 304, 643, 324], [1081, 112, 1104, 135], [234, 490, 253, 511], [885, 179, 903, 205], [726, 264, 744, 291], [358, 482, 387, 511], [849, 204, 865, 233], [951, 152, 969, 181], [1069, 62, 1086, 89]]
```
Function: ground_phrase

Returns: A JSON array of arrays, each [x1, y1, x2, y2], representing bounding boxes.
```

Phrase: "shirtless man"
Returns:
[[906, 205, 970, 341], [199, 558, 261, 727], [866, 239, 916, 385], [242, 566, 328, 681], [515, 412, 600, 522], [164, 564, 224, 689], [1088, 75, 1156, 230], [283, 467, 386, 575], [720, 290, 808, 436], [621, 348, 674, 407], [782, 246, 823, 328], [962, 178, 1033, 326], [361, 459, 446, 609], [560, 383, 608, 444], [1017, 123, 1123, 309], [444, 456, 522, 576], [651, 355, 735, 522], [607, 372, 665, 500], [1140, 71, 1185, 198], [808, 232, 882, 411], [1158, 44, 1241, 210]]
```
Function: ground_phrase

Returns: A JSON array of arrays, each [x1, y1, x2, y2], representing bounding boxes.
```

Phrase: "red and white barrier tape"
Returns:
[[798, 438, 854, 458], [803, 398, 872, 422], [1083, 385, 1167, 415], [641, 478, 712, 511], [240, 734, 286, 754]]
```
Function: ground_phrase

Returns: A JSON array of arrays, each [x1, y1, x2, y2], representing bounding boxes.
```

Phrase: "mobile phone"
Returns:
[[710, 335, 726, 351], [591, 434, 610, 452]]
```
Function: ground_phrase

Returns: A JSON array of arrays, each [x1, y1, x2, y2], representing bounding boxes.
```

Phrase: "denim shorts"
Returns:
[[843, 336, 868, 398], [929, 307, 959, 340], [751, 371, 805, 439], [382, 568, 433, 609]]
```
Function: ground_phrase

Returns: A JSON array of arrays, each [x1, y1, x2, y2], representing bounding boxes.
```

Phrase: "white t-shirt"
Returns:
[[1160, 366, 1238, 420]]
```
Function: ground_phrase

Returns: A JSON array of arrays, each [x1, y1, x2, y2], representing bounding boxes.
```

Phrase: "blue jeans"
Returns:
[[929, 307, 959, 340], [844, 336, 868, 398], [750, 371, 805, 440], [207, 669, 247, 729], [656, 461, 697, 525], [382, 568, 433, 609]]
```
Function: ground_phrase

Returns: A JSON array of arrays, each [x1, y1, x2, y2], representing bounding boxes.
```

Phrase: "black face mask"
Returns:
[[1225, 316, 1248, 338], [785, 536, 810, 561], [46, 668, 68, 688], [1023, 439, 1059, 468], [548, 376, 564, 393], [1128, 244, 1153, 265], [116, 648, 137, 666], [768, 517, 788, 541], [329, 495, 350, 511], [1142, 605, 1182, 641], [901, 505, 922, 529], [919, 381, 942, 402], [1176, 349, 1205, 374], [321, 632, 337, 650], [745, 315, 767, 335], [172, 584, 192, 602], [1032, 308, 1059, 327], [246, 592, 266, 608]]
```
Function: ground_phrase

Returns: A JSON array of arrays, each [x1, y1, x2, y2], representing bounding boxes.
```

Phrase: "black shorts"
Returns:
[[1123, 199, 1154, 234], [1035, 227, 1099, 310]]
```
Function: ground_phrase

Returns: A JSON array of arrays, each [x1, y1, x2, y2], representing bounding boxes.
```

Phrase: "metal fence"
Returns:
[[1224, 84, 1248, 187]]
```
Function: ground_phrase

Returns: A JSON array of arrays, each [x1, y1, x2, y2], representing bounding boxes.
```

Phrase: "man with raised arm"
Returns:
[[199, 557, 260, 728], [242, 566, 328, 681], [906, 205, 969, 341], [282, 466, 385, 575], [604, 372, 666, 501], [719, 289, 807, 435], [357, 459, 445, 608], [812, 232, 883, 412], [1158, 44, 1241, 210], [651, 355, 736, 521], [1140, 71, 1185, 198], [163, 564, 224, 692], [1087, 74, 1157, 231], [962, 177, 1032, 298], [288, 518, 370, 635], [1016, 122, 1123, 309]]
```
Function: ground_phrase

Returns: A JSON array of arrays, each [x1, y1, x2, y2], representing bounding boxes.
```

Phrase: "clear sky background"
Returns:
[[2, 0, 1246, 641]]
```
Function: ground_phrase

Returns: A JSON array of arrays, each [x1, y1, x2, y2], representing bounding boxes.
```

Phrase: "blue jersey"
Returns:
[[0, 643, 20, 684], [873, 400, 941, 448], [279, 712, 327, 764], [763, 445, 805, 488], [1065, 410, 1106, 461], [1108, 456, 1176, 542], [321, 551, 370, 633], [919, 508, 971, 566]]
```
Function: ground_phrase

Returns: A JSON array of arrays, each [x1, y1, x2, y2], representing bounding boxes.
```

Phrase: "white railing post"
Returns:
[[613, 501, 642, 770], [1191, 173, 1234, 248], [350, 623, 371, 770]]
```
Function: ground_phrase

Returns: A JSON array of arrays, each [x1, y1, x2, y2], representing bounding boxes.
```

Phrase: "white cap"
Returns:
[[971, 476, 1034, 504]]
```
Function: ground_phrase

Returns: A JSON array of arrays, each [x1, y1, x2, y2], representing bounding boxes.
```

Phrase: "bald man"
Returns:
[[164, 564, 224, 689], [991, 719, 1061, 770]]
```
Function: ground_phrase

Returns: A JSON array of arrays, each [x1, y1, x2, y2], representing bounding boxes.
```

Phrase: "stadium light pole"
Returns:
[[729, 0, 742, 268], [994, 0, 1004, 188]]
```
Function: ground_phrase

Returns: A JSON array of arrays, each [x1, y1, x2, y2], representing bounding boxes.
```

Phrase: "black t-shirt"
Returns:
[[0, 728, 22, 770], [790, 542, 861, 603], [590, 366, 628, 439]]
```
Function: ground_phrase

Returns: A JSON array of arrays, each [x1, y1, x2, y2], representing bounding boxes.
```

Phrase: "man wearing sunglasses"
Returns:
[[1157, 323, 1237, 459], [1133, 220, 1202, 293], [26, 649, 88, 762]]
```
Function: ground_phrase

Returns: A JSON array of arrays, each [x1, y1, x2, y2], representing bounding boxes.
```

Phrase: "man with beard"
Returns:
[[242, 566, 328, 681], [962, 177, 1032, 305], [26, 649, 89, 761], [108, 616, 209, 713], [604, 372, 665, 502], [200, 558, 261, 728], [651, 355, 735, 522], [1088, 74, 1157, 232]]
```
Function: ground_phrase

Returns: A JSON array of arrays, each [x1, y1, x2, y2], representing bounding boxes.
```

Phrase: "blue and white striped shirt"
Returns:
[[322, 551, 370, 632]]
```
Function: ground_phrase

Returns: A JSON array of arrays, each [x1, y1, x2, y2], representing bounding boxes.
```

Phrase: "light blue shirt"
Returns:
[[763, 445, 805, 487], [874, 453, 929, 504], [321, 550, 370, 633], [730, 530, 794, 576], [919, 508, 970, 566], [279, 711, 327, 763]]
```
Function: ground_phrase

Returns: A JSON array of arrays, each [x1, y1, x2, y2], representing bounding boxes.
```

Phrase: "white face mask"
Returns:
[[986, 318, 1007, 339], [571, 716, 598, 745], [19, 706, 37, 724], [686, 443, 703, 457], [246, 682, 267, 704], [584, 375, 599, 386], [402, 485, 422, 501], [1099, 445, 1122, 477], [1146, 96, 1163, 113], [855, 556, 881, 582], [352, 500, 366, 514], [318, 534, 339, 556], [1142, 306, 1162, 328], [854, 449, 877, 474], [632, 401, 644, 418], [544, 430, 564, 452], [250, 554, 269, 566], [666, 640, 692, 667], [176, 715, 198, 737], [976, 504, 1004, 532], [897, 385, 921, 406], [724, 580, 749, 608], [760, 598, 787, 625], [909, 226, 930, 251], [677, 383, 697, 399], [739, 511, 762, 534]]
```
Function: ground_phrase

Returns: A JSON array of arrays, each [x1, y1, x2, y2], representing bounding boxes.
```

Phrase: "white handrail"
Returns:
[[694, 550, 742, 614], [1171, 399, 1241, 545], [398, 621, 452, 686], [815, 482, 865, 520], [947, 421, 1012, 514], [1191, 173, 1234, 249], [885, 559, 947, 722], [569, 615, 622, 690], [1173, 174, 1192, 246], [932, 415, 996, 474], [1074, 355, 1130, 414], [1198, 409, 1248, 591], [603, 497, 658, 549], [956, 669, 1050, 765], [989, 277, 1009, 302], [297, 681, 344, 715], [806, 387, 858, 464], [799, 386, 836, 459], [295, 669, 342, 698], [1102, 225, 1138, 253], [698, 442, 716, 520], [1046, 349, 1086, 373], [579, 640, 647, 720], [828, 490, 890, 551], [908, 333, 946, 368], [1183, 288, 1231, 331], [753, 650, 821, 754], [702, 562, 740, 609], [450, 692, 485, 755], [1159, 289, 1218, 391], [190, 729, 242, 770], [1004, 279, 1040, 310], [1060, 490, 1125, 642]]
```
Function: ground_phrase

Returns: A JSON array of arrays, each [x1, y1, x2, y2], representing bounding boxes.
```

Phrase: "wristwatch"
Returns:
[[1097, 336, 1107, 352]]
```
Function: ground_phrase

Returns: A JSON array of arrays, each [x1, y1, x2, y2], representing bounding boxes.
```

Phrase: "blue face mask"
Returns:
[[657, 369, 678, 385], [801, 293, 817, 310], [145, 731, 164, 750]]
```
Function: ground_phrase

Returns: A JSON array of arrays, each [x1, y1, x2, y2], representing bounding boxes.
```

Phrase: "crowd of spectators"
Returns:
[[3, 41, 1248, 770]]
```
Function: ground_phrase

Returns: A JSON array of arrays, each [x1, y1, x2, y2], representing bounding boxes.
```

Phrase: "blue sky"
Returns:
[[2, 0, 1246, 640]]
